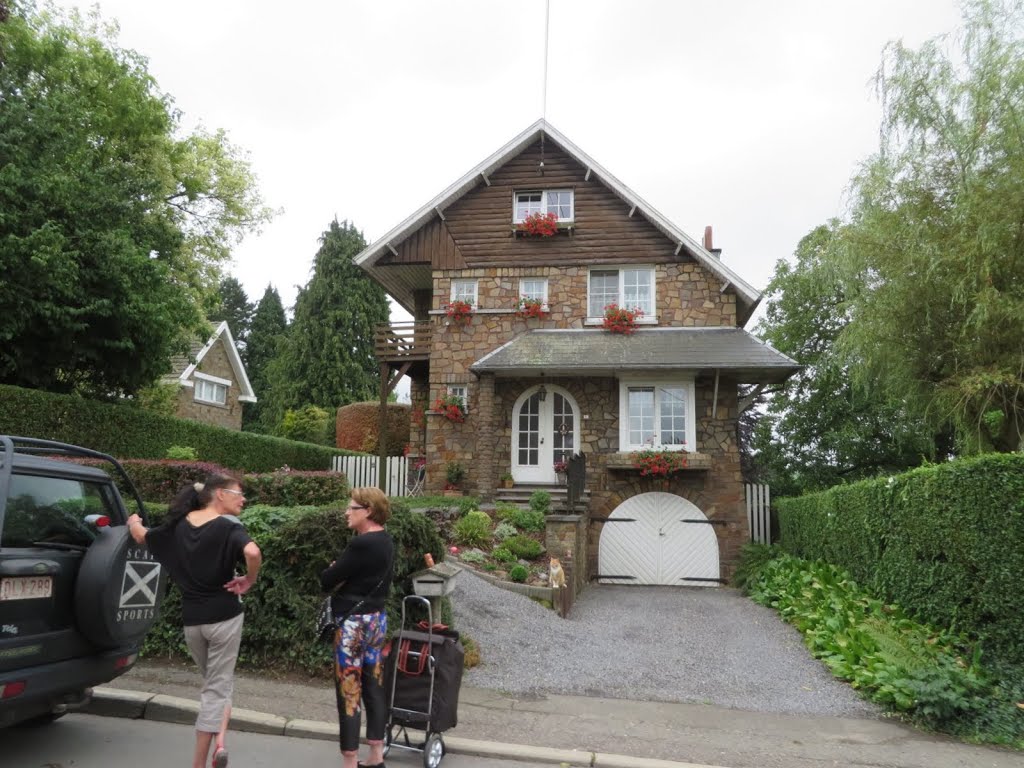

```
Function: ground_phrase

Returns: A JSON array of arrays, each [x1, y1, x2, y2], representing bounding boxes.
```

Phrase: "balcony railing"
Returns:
[[375, 322, 432, 363]]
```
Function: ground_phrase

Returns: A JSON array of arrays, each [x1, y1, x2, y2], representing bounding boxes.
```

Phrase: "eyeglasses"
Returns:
[[346, 504, 367, 511], [220, 489, 244, 497]]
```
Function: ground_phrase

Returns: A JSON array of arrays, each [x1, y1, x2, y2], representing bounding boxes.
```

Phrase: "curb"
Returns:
[[86, 688, 729, 768]]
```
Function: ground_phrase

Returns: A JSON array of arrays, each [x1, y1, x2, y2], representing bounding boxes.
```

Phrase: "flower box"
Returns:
[[516, 211, 559, 237], [602, 304, 644, 334], [605, 451, 712, 471], [444, 300, 474, 326], [433, 394, 466, 423], [515, 297, 550, 319]]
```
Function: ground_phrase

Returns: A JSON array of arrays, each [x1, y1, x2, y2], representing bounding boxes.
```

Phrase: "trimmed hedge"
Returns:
[[0, 384, 354, 471], [81, 459, 351, 507], [777, 453, 1024, 665], [143, 503, 445, 674]]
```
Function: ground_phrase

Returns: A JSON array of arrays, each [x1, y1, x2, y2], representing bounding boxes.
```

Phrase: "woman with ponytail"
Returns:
[[128, 474, 261, 768]]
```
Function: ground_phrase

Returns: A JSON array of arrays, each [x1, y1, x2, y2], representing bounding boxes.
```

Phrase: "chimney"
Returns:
[[703, 225, 722, 259]]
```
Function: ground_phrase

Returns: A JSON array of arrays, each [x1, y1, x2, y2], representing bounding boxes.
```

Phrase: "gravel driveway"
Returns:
[[452, 570, 878, 717]]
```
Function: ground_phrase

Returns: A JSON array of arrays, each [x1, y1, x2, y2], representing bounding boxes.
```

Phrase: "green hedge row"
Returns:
[[777, 453, 1024, 665], [142, 503, 445, 674], [83, 458, 351, 507], [0, 384, 355, 471]]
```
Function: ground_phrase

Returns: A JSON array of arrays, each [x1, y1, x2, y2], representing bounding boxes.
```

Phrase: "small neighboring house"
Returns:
[[163, 321, 256, 431], [354, 120, 798, 586]]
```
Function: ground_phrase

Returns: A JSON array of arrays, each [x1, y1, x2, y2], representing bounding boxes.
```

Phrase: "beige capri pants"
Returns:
[[183, 612, 245, 732]]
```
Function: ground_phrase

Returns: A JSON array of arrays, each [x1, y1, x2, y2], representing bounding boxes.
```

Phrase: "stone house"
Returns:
[[355, 120, 797, 586], [163, 321, 256, 431]]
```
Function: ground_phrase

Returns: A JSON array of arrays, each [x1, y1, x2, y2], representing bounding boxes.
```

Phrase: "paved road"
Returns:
[[4, 713, 542, 768]]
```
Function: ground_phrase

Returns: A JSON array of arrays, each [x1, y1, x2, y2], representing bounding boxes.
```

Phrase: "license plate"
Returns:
[[0, 576, 53, 601]]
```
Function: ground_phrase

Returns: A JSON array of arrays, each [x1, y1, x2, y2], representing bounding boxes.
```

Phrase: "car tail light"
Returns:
[[83, 514, 110, 527], [114, 653, 138, 670], [1, 681, 26, 699]]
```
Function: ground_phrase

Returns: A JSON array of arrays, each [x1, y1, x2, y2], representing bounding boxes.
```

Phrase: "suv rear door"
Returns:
[[0, 464, 123, 674]]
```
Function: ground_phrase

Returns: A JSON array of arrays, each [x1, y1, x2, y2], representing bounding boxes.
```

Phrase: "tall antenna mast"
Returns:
[[542, 0, 550, 121]]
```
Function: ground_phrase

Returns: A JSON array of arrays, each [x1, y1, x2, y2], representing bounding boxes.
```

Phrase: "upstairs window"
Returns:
[[450, 279, 478, 308], [619, 380, 694, 451], [514, 189, 574, 223], [447, 385, 468, 413], [588, 267, 655, 318], [195, 374, 228, 405], [518, 278, 548, 307]]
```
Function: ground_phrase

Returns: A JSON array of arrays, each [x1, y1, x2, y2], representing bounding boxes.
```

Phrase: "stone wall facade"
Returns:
[[174, 338, 244, 431]]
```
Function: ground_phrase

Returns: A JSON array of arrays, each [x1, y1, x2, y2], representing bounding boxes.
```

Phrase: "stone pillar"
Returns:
[[475, 373, 495, 499]]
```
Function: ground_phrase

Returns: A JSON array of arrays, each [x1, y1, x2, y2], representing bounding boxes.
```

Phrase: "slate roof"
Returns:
[[470, 327, 800, 383]]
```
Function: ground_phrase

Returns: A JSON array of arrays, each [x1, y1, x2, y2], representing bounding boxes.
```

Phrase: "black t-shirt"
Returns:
[[145, 515, 252, 626], [320, 530, 393, 616]]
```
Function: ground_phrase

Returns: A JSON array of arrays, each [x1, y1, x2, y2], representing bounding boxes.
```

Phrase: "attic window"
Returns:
[[194, 373, 229, 406], [514, 189, 574, 223]]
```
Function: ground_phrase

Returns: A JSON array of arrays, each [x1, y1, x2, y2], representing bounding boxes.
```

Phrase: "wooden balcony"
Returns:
[[375, 322, 432, 363]]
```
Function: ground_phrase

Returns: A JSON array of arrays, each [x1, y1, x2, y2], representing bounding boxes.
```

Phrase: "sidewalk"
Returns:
[[90, 660, 1024, 768]]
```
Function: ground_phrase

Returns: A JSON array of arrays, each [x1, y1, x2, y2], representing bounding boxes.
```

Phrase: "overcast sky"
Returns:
[[57, 0, 964, 324]]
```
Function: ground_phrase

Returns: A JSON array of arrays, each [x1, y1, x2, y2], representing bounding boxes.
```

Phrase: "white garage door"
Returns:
[[598, 492, 720, 586]]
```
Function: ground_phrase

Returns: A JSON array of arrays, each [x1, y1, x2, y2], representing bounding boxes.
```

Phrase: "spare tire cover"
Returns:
[[74, 526, 167, 649]]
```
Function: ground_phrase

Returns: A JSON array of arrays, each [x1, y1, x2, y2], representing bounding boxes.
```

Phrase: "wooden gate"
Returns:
[[744, 483, 771, 544], [331, 455, 409, 496]]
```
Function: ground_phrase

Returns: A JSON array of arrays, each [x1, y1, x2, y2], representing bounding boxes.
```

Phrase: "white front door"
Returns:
[[512, 386, 578, 483]]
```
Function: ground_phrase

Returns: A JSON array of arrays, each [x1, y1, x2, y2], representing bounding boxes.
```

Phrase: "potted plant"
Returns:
[[433, 393, 466, 423], [517, 211, 559, 237], [444, 300, 474, 327], [553, 458, 568, 485], [500, 471, 515, 489], [444, 460, 466, 496], [515, 296, 549, 319], [630, 448, 687, 477], [602, 303, 644, 335]]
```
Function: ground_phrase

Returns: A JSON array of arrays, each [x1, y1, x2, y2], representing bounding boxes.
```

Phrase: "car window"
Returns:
[[2, 473, 116, 548]]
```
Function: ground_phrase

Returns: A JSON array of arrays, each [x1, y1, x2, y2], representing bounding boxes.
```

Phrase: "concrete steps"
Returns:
[[494, 484, 590, 513]]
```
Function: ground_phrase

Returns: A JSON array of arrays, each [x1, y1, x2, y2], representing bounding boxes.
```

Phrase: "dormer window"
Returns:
[[514, 189, 574, 223]]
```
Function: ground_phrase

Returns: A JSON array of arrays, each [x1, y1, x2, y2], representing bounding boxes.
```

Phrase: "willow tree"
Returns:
[[834, 0, 1024, 453]]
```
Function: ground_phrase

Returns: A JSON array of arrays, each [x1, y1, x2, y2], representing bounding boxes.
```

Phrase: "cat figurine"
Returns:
[[549, 556, 567, 589]]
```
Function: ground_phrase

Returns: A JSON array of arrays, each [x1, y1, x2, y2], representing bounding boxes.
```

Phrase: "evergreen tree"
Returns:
[[243, 284, 287, 430], [265, 219, 389, 426], [210, 276, 254, 353]]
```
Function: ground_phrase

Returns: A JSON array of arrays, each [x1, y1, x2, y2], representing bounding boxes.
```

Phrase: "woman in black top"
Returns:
[[320, 486, 394, 768], [128, 473, 261, 768]]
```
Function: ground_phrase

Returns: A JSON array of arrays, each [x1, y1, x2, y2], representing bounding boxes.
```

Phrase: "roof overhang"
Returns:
[[470, 327, 799, 385], [354, 119, 763, 325]]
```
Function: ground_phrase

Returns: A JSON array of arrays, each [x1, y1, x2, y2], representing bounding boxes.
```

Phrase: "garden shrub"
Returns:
[[505, 534, 544, 560], [492, 522, 517, 541], [142, 502, 444, 675], [528, 490, 551, 515], [508, 564, 528, 583], [165, 445, 198, 461], [453, 510, 492, 548], [508, 507, 545, 532], [494, 502, 520, 522], [457, 549, 486, 564], [0, 383, 352, 470], [491, 546, 515, 563], [776, 453, 1024, 666]]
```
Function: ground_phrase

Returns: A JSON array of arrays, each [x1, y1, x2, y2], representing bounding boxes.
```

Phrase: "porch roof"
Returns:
[[470, 327, 800, 384]]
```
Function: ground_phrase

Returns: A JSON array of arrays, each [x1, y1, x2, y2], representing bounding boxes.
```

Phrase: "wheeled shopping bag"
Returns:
[[383, 595, 464, 768]]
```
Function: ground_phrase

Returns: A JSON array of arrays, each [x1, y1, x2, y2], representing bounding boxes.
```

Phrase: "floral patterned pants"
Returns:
[[333, 610, 388, 751]]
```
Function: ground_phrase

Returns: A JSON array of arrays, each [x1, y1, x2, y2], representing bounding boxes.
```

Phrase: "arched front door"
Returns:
[[512, 386, 579, 483], [598, 492, 720, 586]]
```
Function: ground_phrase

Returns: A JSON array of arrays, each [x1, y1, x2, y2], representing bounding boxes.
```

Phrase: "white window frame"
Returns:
[[513, 189, 574, 223], [449, 279, 478, 308], [447, 385, 468, 413], [194, 372, 230, 406], [518, 278, 549, 310], [587, 266, 657, 322], [617, 376, 695, 452]]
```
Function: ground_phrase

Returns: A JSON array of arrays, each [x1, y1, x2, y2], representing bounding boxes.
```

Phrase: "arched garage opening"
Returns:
[[598, 492, 720, 586]]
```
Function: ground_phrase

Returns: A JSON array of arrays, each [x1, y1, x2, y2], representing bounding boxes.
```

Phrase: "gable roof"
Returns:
[[354, 118, 762, 325], [471, 327, 799, 384], [166, 321, 257, 403]]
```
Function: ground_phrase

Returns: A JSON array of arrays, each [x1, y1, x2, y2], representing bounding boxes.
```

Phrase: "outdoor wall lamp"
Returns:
[[537, 384, 547, 401]]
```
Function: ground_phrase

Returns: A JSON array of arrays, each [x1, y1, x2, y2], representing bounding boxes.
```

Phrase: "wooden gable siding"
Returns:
[[379, 217, 467, 270], [442, 139, 690, 269]]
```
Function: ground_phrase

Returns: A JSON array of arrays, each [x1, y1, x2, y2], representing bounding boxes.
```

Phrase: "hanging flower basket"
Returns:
[[602, 304, 644, 334], [444, 300, 474, 326], [517, 211, 559, 237], [515, 296, 549, 319], [433, 393, 466, 423], [630, 449, 687, 477]]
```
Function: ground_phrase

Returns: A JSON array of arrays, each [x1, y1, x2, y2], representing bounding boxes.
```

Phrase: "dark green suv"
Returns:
[[0, 436, 166, 727]]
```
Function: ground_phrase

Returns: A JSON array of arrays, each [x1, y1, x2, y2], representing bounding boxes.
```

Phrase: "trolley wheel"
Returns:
[[423, 732, 444, 768]]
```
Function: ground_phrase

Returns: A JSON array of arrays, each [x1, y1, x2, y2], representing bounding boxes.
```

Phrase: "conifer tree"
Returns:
[[243, 285, 287, 430]]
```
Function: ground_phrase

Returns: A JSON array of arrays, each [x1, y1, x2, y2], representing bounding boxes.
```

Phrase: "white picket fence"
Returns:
[[745, 483, 771, 544], [331, 455, 410, 496]]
